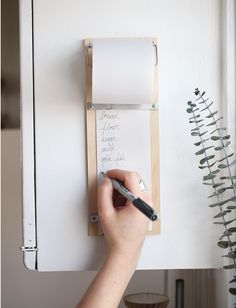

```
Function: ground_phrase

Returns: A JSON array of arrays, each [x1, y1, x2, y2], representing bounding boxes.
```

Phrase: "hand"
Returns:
[[98, 169, 152, 261]]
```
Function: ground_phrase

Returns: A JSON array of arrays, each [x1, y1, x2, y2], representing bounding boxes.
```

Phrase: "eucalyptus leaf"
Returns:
[[189, 119, 203, 124], [218, 164, 228, 169], [229, 278, 236, 283], [222, 135, 230, 140], [212, 183, 225, 188], [223, 264, 236, 270], [229, 159, 236, 167], [191, 131, 199, 136], [211, 127, 227, 134], [189, 114, 200, 120], [214, 210, 231, 218], [194, 138, 209, 146], [200, 155, 215, 165], [227, 206, 236, 210], [200, 101, 213, 112], [208, 202, 220, 208], [214, 219, 236, 226], [229, 288, 236, 295], [199, 131, 208, 137], [218, 153, 234, 162], [203, 174, 216, 181], [224, 141, 231, 148], [211, 169, 220, 175], [228, 227, 236, 233], [222, 252, 236, 259], [219, 231, 232, 240], [211, 136, 221, 141], [218, 241, 229, 248], [191, 127, 200, 132], [206, 111, 218, 118], [187, 108, 193, 113], [230, 197, 236, 202], [195, 146, 214, 155], [220, 175, 236, 180]]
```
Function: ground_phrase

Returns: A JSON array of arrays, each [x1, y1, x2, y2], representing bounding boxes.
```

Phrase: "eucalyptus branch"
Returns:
[[187, 89, 236, 297]]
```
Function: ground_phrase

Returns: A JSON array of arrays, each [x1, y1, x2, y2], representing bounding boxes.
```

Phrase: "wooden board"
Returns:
[[85, 38, 160, 235]]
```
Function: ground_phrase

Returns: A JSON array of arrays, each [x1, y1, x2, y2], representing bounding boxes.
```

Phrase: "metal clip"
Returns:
[[153, 41, 158, 66]]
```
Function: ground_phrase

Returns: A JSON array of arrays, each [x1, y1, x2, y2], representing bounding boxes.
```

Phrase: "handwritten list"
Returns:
[[96, 110, 152, 193]]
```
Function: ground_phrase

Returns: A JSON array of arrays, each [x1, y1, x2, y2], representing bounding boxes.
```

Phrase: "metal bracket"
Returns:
[[20, 246, 38, 252], [87, 103, 159, 110]]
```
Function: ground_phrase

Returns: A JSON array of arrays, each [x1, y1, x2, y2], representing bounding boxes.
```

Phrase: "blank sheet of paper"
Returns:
[[92, 39, 154, 104], [96, 110, 152, 193]]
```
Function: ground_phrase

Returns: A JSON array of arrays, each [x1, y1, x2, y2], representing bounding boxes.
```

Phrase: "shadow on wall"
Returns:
[[1, 0, 20, 129]]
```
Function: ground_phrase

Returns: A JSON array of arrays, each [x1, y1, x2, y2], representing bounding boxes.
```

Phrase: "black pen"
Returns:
[[101, 172, 159, 221]]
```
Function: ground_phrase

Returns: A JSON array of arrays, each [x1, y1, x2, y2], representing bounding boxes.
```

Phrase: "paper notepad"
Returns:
[[96, 109, 152, 198]]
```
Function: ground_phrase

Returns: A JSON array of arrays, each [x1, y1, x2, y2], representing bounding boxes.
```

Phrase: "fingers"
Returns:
[[106, 169, 142, 196], [98, 176, 115, 219]]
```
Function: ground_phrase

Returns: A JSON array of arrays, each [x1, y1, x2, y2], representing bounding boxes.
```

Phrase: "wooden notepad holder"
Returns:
[[85, 38, 160, 236]]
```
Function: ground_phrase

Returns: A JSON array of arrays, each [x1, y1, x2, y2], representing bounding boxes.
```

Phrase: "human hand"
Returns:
[[98, 169, 152, 262]]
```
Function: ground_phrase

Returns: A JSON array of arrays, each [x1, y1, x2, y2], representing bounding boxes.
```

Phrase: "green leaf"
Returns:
[[199, 131, 208, 137], [222, 135, 230, 140], [206, 117, 223, 126], [211, 169, 220, 174], [214, 219, 236, 226], [200, 101, 213, 112], [227, 206, 236, 210], [191, 131, 199, 136], [218, 163, 228, 169], [189, 119, 203, 124], [203, 174, 216, 181], [212, 183, 225, 188], [200, 155, 215, 165], [229, 277, 236, 283], [230, 197, 236, 202], [189, 114, 200, 120], [187, 108, 193, 113], [211, 135, 221, 140], [222, 252, 236, 259], [219, 231, 232, 240], [211, 127, 226, 134], [223, 264, 235, 270], [218, 153, 234, 162], [195, 146, 214, 155], [194, 138, 209, 146], [199, 161, 217, 169], [229, 288, 236, 295], [229, 159, 236, 167], [214, 210, 231, 218], [217, 241, 229, 248], [220, 175, 236, 180], [206, 111, 218, 118], [208, 202, 220, 208], [228, 227, 236, 233]]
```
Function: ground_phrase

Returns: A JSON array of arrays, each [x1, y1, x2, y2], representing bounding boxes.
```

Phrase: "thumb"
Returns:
[[98, 177, 115, 219]]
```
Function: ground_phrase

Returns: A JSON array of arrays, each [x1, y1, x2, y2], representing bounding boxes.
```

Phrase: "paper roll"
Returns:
[[92, 38, 154, 104]]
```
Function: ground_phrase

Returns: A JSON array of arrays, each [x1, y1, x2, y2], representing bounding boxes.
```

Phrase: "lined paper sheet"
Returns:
[[96, 109, 152, 196]]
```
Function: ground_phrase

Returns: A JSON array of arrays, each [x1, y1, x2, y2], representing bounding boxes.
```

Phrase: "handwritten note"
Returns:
[[96, 110, 152, 193]]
